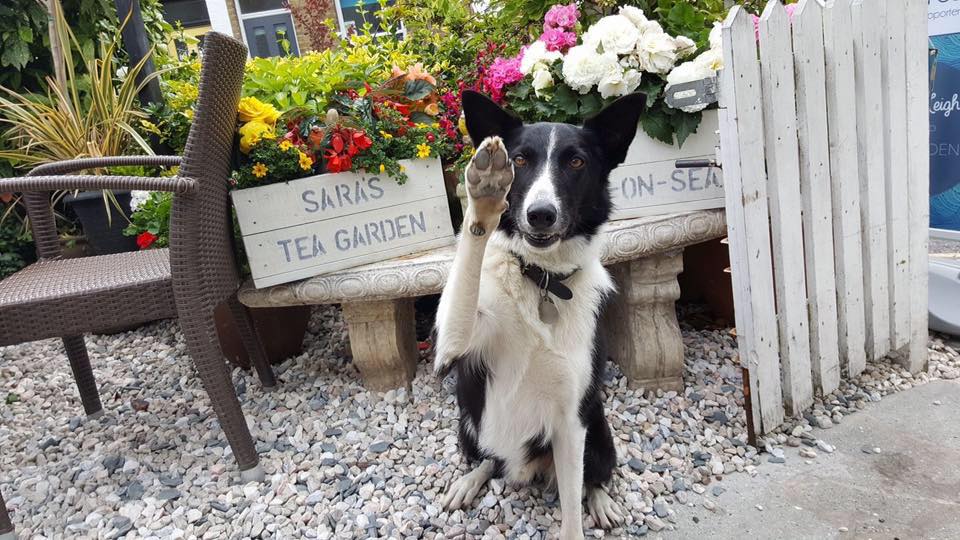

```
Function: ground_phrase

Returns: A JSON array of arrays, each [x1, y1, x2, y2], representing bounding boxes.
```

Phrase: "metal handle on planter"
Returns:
[[675, 158, 720, 169]]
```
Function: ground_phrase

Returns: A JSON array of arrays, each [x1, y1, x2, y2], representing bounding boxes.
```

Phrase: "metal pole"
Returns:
[[114, 0, 163, 106]]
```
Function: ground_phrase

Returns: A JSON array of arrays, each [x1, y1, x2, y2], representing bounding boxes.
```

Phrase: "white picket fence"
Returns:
[[718, 0, 929, 435]]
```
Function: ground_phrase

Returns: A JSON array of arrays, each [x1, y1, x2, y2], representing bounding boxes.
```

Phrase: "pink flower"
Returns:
[[483, 55, 524, 101], [540, 28, 577, 52], [544, 3, 579, 31], [753, 3, 798, 41]]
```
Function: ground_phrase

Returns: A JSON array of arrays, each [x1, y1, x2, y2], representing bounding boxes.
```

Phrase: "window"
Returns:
[[235, 0, 300, 57], [335, 0, 401, 37]]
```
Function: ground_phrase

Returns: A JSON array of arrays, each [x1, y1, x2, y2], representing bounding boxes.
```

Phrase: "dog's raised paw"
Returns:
[[465, 136, 513, 225], [586, 488, 624, 530]]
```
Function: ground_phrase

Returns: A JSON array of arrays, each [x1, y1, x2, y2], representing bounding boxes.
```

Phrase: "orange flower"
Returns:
[[392, 62, 437, 86]]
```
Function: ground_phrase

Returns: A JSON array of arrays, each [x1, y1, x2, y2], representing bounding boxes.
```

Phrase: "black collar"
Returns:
[[515, 255, 578, 301]]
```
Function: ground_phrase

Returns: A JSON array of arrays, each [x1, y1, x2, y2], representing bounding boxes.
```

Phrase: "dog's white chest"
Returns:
[[470, 247, 612, 478]]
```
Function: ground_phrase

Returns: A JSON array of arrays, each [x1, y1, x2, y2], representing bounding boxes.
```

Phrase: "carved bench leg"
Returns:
[[603, 250, 685, 392], [341, 299, 418, 391]]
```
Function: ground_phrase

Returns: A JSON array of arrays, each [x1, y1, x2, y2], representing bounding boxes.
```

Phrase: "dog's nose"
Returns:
[[526, 201, 558, 230]]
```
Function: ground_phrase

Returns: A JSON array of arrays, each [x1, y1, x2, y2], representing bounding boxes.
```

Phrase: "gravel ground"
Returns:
[[1, 306, 959, 539], [930, 237, 960, 255]]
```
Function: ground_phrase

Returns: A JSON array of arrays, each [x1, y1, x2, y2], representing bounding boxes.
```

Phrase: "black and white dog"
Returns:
[[433, 90, 645, 539]]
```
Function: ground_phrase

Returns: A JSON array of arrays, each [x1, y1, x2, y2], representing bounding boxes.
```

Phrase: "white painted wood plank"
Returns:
[[718, 63, 761, 436], [232, 158, 446, 235], [611, 110, 725, 220], [879, 0, 911, 349], [609, 155, 724, 219], [791, 0, 841, 396], [243, 197, 455, 288], [720, 6, 784, 434], [904, 0, 930, 372], [758, 0, 813, 415], [851, 0, 891, 360], [822, 0, 868, 377]]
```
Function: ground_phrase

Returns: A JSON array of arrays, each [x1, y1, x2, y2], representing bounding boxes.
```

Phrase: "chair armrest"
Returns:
[[27, 156, 182, 177], [0, 175, 198, 194]]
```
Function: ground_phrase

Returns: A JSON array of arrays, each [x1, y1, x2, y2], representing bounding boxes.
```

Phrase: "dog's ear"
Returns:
[[462, 90, 522, 147], [582, 92, 646, 166]]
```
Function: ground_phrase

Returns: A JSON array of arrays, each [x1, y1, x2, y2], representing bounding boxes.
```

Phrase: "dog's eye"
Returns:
[[513, 154, 527, 167], [570, 157, 585, 169]]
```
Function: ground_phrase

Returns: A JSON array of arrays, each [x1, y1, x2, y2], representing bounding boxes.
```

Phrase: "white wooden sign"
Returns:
[[609, 109, 723, 220], [232, 157, 455, 288]]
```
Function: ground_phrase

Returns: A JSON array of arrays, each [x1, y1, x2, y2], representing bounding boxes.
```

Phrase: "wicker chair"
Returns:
[[0, 33, 274, 536]]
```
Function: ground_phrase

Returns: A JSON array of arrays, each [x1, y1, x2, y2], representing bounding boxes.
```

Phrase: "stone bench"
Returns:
[[238, 209, 727, 391]]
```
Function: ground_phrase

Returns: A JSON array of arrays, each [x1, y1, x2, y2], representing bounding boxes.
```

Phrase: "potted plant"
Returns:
[[0, 4, 161, 254], [451, 3, 727, 218], [227, 64, 468, 288]]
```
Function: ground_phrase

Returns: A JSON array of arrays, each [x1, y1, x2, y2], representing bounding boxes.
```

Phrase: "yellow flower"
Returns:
[[399, 165, 406, 172], [298, 151, 314, 171], [379, 130, 393, 140], [252, 162, 268, 178], [238, 96, 280, 125], [431, 123, 440, 129], [182, 109, 194, 120], [458, 116, 468, 136], [279, 140, 293, 151], [239, 120, 274, 153], [417, 143, 431, 159], [379, 163, 386, 173], [415, 123, 428, 129]]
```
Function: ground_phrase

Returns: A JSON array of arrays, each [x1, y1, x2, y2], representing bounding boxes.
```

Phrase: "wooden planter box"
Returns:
[[610, 109, 723, 220], [232, 157, 456, 288], [456, 110, 723, 221]]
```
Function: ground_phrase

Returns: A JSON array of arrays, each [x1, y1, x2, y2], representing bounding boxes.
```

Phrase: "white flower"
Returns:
[[531, 68, 555, 96], [561, 45, 621, 94], [618, 5, 648, 28], [673, 35, 697, 58], [638, 19, 664, 36], [709, 21, 723, 51], [520, 41, 563, 76], [695, 48, 724, 72], [582, 15, 642, 55], [598, 68, 642, 99], [130, 190, 151, 212], [635, 31, 678, 74], [666, 60, 715, 86]]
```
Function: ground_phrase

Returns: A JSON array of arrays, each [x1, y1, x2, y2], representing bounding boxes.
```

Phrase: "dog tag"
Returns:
[[538, 296, 560, 324]]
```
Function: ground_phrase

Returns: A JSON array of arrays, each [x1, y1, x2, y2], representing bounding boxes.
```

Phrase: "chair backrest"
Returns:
[[169, 32, 248, 310]]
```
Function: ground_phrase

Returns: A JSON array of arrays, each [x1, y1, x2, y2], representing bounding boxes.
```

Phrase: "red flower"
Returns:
[[136, 231, 157, 250], [426, 133, 435, 143], [352, 130, 372, 150]]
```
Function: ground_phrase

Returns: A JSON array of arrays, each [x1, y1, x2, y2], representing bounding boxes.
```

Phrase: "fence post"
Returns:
[[792, 0, 841, 396], [719, 5, 784, 434], [851, 0, 891, 361], [822, 0, 868, 377], [758, 0, 813, 414]]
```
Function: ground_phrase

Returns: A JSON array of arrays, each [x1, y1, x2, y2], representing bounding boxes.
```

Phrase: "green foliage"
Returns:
[[0, 207, 33, 279], [0, 0, 173, 93], [123, 191, 171, 247], [386, 0, 526, 88]]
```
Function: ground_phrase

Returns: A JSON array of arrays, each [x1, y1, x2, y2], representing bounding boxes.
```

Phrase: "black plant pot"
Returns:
[[64, 190, 138, 255]]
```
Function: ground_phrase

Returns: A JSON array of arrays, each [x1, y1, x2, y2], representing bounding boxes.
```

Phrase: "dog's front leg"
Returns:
[[554, 419, 587, 540], [433, 137, 513, 376]]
